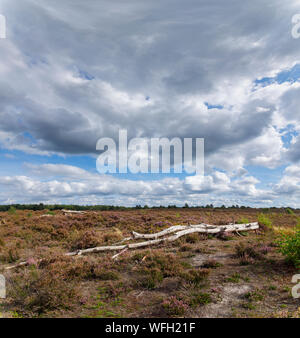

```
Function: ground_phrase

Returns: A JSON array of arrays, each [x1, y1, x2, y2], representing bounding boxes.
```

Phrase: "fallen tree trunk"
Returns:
[[62, 209, 86, 215], [48, 223, 260, 256], [4, 222, 259, 270], [131, 222, 258, 239]]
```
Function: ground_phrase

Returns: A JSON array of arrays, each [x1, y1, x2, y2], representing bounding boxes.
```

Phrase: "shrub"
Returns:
[[237, 218, 250, 224], [234, 243, 263, 261], [258, 213, 272, 230], [190, 292, 212, 307], [180, 244, 193, 252], [137, 268, 163, 289], [258, 245, 272, 255], [216, 232, 234, 241], [0, 248, 20, 263], [8, 206, 17, 214], [202, 259, 222, 269], [286, 208, 295, 215], [91, 268, 120, 281], [225, 273, 241, 283], [141, 251, 185, 278], [8, 265, 80, 315], [237, 247, 268, 264], [277, 230, 300, 269], [181, 268, 210, 285], [162, 296, 189, 316], [8, 253, 123, 315], [71, 230, 101, 250], [185, 233, 199, 244], [102, 228, 123, 243], [245, 290, 264, 302]]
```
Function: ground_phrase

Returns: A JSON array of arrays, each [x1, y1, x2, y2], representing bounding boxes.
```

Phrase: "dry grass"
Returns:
[[0, 208, 299, 318]]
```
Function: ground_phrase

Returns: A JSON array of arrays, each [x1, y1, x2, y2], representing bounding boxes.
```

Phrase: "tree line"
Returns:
[[0, 203, 296, 212]]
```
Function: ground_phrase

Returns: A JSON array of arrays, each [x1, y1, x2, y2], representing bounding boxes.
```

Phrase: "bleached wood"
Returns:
[[62, 209, 86, 215], [4, 222, 259, 270], [112, 247, 129, 260], [132, 222, 257, 239], [67, 222, 259, 254], [5, 261, 28, 270]]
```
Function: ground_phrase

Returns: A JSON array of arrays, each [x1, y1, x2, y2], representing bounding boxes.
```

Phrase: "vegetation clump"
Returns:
[[162, 296, 189, 316], [189, 292, 212, 307], [258, 213, 272, 230], [277, 230, 300, 269]]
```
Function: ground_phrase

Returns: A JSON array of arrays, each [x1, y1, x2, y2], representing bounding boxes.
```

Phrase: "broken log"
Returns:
[[131, 222, 258, 240], [62, 209, 86, 215], [4, 222, 259, 270]]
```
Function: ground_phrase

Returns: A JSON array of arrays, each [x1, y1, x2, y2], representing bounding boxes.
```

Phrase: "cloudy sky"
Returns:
[[0, 0, 300, 207]]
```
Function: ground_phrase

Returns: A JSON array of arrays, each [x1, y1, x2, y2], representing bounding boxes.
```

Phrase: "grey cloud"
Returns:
[[0, 0, 299, 157], [1, 0, 300, 206]]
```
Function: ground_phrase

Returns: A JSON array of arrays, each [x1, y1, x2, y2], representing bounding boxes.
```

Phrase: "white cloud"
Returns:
[[0, 163, 281, 206], [0, 1, 300, 205]]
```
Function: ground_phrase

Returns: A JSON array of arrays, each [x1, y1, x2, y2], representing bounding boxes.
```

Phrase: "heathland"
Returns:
[[0, 207, 299, 318]]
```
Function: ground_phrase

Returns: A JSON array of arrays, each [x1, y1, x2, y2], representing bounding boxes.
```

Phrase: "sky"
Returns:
[[0, 0, 300, 207]]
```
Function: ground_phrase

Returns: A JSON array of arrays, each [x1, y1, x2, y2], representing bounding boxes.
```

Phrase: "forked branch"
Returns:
[[4, 222, 259, 270]]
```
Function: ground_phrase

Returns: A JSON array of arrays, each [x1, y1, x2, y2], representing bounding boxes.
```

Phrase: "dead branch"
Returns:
[[65, 223, 259, 256], [4, 222, 259, 270], [111, 247, 128, 260], [61, 209, 86, 215], [131, 222, 257, 240], [5, 260, 42, 271], [113, 237, 133, 245]]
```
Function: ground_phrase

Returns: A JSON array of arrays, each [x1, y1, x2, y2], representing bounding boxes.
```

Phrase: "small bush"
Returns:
[[162, 296, 189, 316], [102, 228, 123, 243], [9, 265, 80, 315], [234, 243, 263, 261], [71, 230, 101, 250], [180, 244, 193, 252], [225, 273, 241, 283], [237, 218, 250, 224], [286, 208, 295, 215], [8, 206, 17, 214], [181, 268, 210, 285], [258, 245, 272, 255], [202, 260, 222, 269], [190, 292, 212, 307], [216, 232, 234, 241], [141, 251, 185, 278], [277, 230, 300, 269], [185, 233, 199, 244], [92, 268, 120, 281], [242, 302, 256, 310], [0, 248, 20, 263], [138, 268, 164, 289], [245, 290, 264, 302], [258, 213, 272, 230]]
